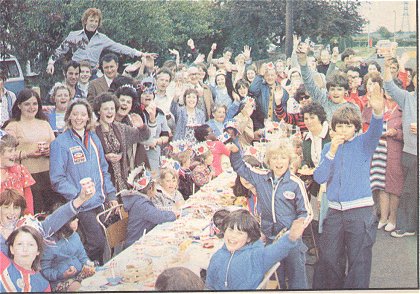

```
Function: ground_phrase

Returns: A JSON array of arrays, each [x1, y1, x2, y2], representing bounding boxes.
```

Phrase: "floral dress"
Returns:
[[1, 164, 35, 214], [101, 127, 127, 191]]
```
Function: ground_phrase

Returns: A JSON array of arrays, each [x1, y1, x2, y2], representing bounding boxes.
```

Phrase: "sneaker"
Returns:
[[377, 221, 387, 230], [391, 230, 415, 238], [384, 223, 396, 232]]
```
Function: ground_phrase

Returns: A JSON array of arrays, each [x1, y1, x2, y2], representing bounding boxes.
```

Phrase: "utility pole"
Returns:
[[401, 1, 410, 32], [285, 0, 294, 58], [393, 10, 396, 41]]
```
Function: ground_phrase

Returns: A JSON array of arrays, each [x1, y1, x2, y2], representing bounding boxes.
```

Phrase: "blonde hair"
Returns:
[[64, 99, 95, 131], [171, 150, 191, 167], [159, 168, 179, 185], [264, 139, 295, 167], [51, 83, 71, 102]]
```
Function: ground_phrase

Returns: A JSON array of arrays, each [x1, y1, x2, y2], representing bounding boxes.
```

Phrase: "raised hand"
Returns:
[[46, 63, 55, 75], [207, 64, 217, 77], [331, 47, 340, 63], [243, 45, 251, 60], [124, 61, 142, 73], [397, 51, 410, 68], [168, 48, 179, 56], [369, 83, 384, 115], [293, 34, 301, 49], [187, 38, 195, 49], [194, 53, 205, 64], [145, 101, 157, 122], [296, 42, 309, 65], [274, 85, 284, 105], [130, 113, 144, 128], [143, 52, 158, 59], [211, 43, 217, 51]]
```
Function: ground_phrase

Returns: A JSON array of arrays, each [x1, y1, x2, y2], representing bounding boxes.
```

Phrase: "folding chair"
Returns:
[[256, 262, 281, 290], [96, 204, 128, 263]]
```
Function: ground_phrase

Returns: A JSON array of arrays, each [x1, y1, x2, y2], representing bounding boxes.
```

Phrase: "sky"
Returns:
[[358, 0, 417, 33]]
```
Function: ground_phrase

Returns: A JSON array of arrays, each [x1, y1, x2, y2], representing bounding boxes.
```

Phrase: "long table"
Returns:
[[80, 170, 240, 291]]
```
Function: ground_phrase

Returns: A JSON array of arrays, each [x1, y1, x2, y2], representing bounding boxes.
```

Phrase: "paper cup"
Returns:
[[37, 141, 48, 152], [80, 177, 94, 194]]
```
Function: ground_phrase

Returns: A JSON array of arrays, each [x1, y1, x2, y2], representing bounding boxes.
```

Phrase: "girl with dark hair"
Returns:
[[5, 88, 59, 214], [1, 226, 50, 292], [155, 267, 204, 291], [93, 92, 151, 191], [299, 102, 330, 189], [137, 77, 170, 172], [122, 165, 177, 248], [114, 84, 150, 170], [41, 204, 95, 292], [205, 209, 306, 290], [232, 155, 261, 217], [171, 88, 206, 142]]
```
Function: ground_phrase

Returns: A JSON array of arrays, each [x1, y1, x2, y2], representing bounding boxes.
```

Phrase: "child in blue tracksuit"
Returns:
[[312, 87, 384, 289], [205, 209, 306, 290], [122, 165, 177, 249], [228, 139, 312, 289], [41, 205, 95, 292]]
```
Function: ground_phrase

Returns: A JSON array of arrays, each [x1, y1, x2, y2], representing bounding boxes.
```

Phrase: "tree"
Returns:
[[285, 0, 294, 57], [377, 26, 393, 39]]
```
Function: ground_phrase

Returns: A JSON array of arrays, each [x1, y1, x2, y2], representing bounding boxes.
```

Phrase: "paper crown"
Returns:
[[15, 214, 56, 245], [160, 156, 181, 172], [138, 76, 156, 94], [224, 120, 241, 134], [215, 69, 226, 76], [266, 62, 275, 70], [192, 142, 209, 156], [218, 131, 232, 144], [119, 84, 137, 91], [127, 163, 153, 191], [241, 96, 256, 110], [170, 139, 192, 154]]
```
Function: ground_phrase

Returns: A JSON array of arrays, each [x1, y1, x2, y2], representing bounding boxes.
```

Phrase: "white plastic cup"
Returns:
[[37, 141, 48, 152], [80, 177, 94, 195]]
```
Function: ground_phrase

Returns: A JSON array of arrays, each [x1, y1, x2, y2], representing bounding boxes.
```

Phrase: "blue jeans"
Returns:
[[78, 206, 106, 265], [396, 152, 418, 233], [313, 206, 377, 289], [277, 238, 308, 289]]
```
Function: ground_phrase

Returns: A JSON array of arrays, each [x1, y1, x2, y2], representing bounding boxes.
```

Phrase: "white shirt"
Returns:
[[0, 89, 16, 127], [305, 121, 329, 167]]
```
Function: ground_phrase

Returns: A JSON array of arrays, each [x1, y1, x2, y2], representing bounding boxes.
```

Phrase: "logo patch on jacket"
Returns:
[[283, 191, 295, 200], [70, 146, 86, 164]]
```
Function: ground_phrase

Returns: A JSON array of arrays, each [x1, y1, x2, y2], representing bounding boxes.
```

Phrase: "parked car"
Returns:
[[375, 40, 398, 58], [1, 54, 25, 95]]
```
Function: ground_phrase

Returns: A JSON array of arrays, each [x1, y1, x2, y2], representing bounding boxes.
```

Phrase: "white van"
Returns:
[[1, 55, 25, 95]]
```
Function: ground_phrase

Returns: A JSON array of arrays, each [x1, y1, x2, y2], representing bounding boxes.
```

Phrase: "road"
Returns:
[[304, 223, 418, 290], [365, 47, 417, 73]]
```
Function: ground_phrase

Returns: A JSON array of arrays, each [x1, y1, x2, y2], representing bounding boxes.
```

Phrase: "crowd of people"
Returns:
[[0, 7, 417, 292]]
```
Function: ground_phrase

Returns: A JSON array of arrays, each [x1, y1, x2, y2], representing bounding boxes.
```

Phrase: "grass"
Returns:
[[352, 47, 376, 59]]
